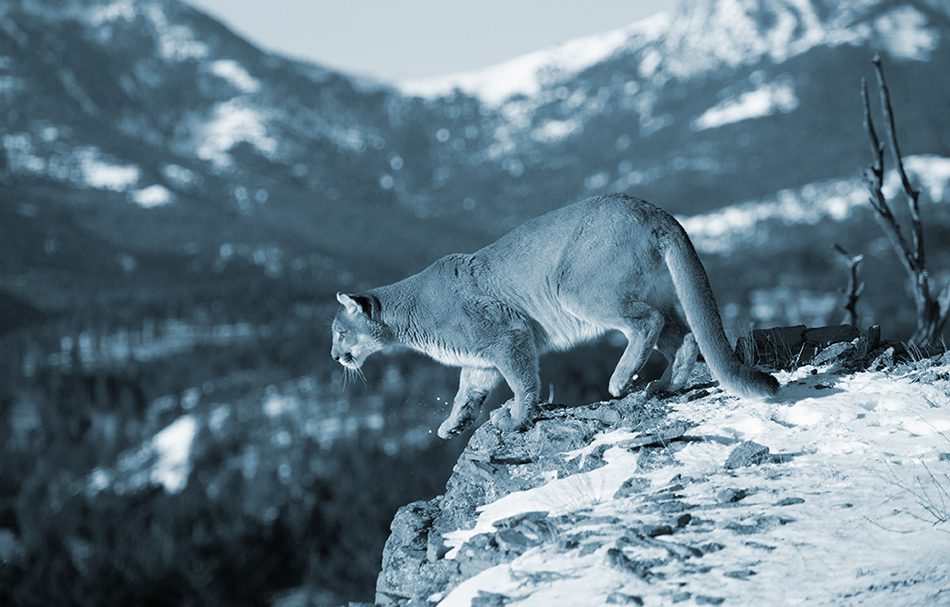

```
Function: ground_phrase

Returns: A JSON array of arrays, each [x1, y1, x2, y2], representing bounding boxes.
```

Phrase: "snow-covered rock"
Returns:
[[377, 349, 950, 605]]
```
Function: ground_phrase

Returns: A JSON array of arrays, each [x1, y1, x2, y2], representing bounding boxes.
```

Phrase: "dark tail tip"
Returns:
[[728, 366, 780, 399]]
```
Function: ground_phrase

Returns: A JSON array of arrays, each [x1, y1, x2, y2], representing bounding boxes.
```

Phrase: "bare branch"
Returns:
[[861, 77, 884, 181], [859, 57, 946, 345], [834, 244, 864, 326], [861, 77, 914, 276], [872, 55, 924, 269]]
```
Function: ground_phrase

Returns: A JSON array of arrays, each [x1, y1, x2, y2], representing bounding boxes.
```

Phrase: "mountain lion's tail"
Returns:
[[662, 225, 779, 398]]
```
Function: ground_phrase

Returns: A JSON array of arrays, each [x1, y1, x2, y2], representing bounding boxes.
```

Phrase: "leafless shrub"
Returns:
[[860, 55, 950, 345]]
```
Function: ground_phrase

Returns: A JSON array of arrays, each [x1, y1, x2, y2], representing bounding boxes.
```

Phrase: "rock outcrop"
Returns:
[[375, 331, 950, 606], [376, 363, 713, 605]]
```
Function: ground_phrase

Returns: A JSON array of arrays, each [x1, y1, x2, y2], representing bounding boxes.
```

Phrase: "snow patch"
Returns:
[[161, 163, 198, 188], [87, 0, 135, 25], [78, 148, 140, 191], [130, 184, 174, 208], [907, 154, 950, 203], [196, 101, 277, 168], [145, 4, 208, 61], [398, 12, 670, 104], [692, 81, 799, 131], [210, 59, 260, 94], [530, 118, 580, 143], [443, 447, 639, 558], [2, 133, 46, 174], [403, 1, 938, 108], [679, 155, 950, 254], [151, 415, 197, 493], [874, 6, 938, 61]]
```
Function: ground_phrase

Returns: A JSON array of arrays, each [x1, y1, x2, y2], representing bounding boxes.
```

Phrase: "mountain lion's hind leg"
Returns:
[[608, 304, 664, 398], [438, 367, 501, 439], [652, 324, 698, 394]]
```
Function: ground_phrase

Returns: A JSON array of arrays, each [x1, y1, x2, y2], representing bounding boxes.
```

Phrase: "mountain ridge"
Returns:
[[1, 0, 948, 335]]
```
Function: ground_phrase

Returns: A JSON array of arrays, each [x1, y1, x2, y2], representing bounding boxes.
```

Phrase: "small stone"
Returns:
[[606, 592, 644, 605], [938, 453, 950, 462], [606, 548, 655, 579], [812, 341, 854, 366], [695, 596, 725, 605], [614, 477, 650, 499], [494, 529, 532, 552], [493, 511, 549, 530], [672, 591, 692, 603], [676, 513, 693, 528], [725, 441, 771, 469], [869, 346, 895, 370], [699, 542, 725, 555], [776, 497, 805, 506], [472, 591, 511, 607], [850, 335, 870, 361], [427, 538, 449, 563], [724, 569, 757, 579], [718, 488, 747, 503], [646, 524, 673, 537], [575, 405, 623, 425], [579, 541, 601, 556], [657, 500, 692, 513]]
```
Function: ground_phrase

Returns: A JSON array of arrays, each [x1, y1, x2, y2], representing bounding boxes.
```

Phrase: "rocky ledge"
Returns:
[[375, 329, 950, 606]]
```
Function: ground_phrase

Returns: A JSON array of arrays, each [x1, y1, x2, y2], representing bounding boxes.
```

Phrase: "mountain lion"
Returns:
[[331, 194, 778, 438]]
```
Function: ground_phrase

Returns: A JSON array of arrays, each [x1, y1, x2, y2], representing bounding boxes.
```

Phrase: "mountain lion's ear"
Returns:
[[337, 292, 361, 314], [337, 292, 380, 319]]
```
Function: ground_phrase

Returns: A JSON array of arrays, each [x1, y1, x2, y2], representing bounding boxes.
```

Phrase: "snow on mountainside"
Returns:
[[377, 354, 950, 606], [399, 13, 671, 104], [1, 0, 948, 331], [680, 154, 950, 254], [397, 0, 943, 105]]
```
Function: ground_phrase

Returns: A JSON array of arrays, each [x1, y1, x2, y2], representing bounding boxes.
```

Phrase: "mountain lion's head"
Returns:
[[331, 292, 390, 369]]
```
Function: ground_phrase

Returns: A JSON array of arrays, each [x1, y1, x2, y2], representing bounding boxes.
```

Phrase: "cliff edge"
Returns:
[[376, 338, 950, 606]]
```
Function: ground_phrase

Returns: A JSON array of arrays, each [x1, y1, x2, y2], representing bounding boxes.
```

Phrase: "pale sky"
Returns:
[[187, 1, 670, 81]]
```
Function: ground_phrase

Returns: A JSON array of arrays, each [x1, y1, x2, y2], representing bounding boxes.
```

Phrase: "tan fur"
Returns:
[[331, 194, 779, 437]]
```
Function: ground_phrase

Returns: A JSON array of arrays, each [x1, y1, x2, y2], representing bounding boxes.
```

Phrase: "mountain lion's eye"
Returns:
[[338, 331, 346, 339]]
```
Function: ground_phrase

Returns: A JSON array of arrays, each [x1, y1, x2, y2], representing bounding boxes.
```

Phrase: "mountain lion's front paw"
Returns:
[[437, 415, 473, 440], [490, 400, 534, 433], [489, 404, 514, 432], [609, 374, 635, 398]]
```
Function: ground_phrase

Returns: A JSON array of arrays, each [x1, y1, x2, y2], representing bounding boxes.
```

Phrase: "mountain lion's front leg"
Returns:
[[489, 326, 540, 433], [437, 367, 501, 439]]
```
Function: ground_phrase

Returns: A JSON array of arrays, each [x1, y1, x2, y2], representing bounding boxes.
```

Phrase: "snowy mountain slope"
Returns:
[[0, 0, 491, 305], [1, 0, 948, 334], [680, 153, 950, 255], [378, 354, 950, 606], [399, 13, 671, 104], [398, 0, 945, 105]]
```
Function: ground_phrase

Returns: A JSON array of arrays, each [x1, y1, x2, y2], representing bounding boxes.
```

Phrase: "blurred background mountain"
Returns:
[[1, 0, 948, 604]]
